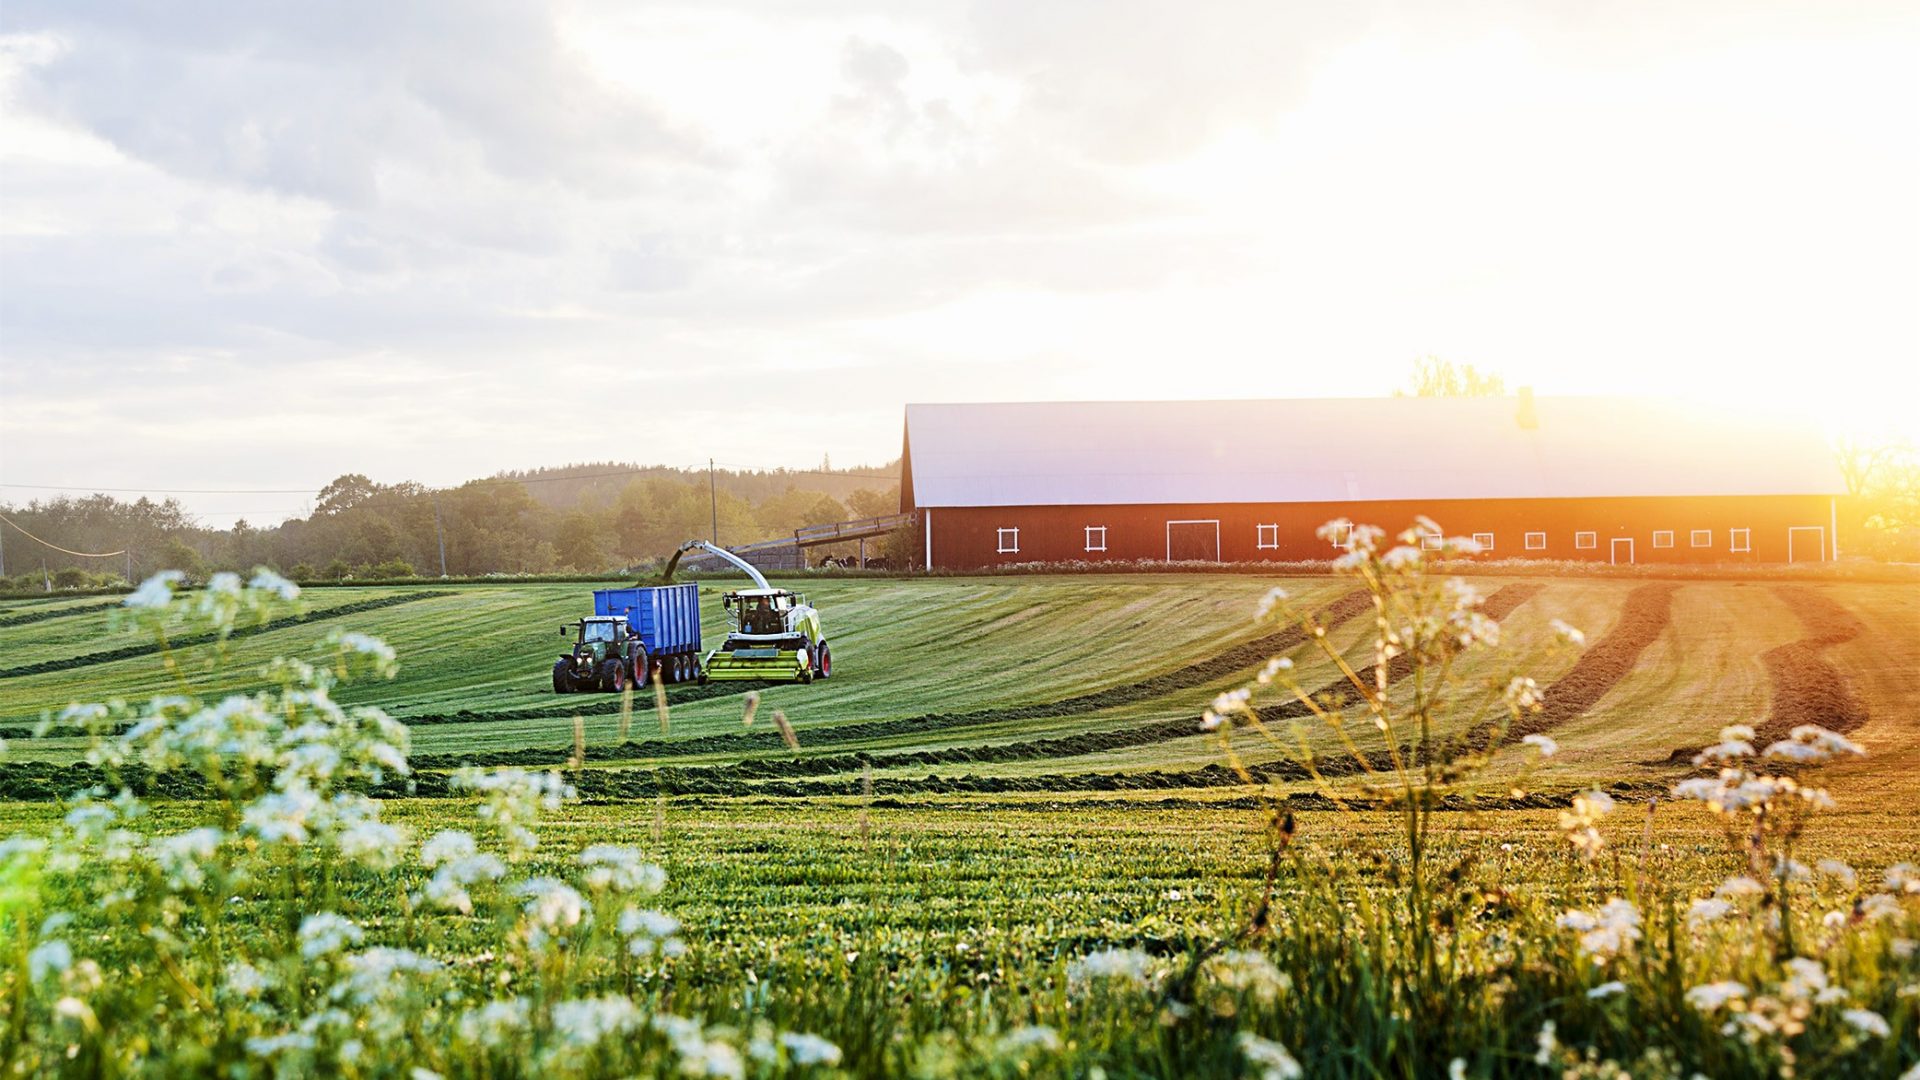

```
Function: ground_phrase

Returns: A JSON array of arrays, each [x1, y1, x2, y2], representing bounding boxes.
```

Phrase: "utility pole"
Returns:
[[433, 496, 449, 577], [0, 523, 6, 578], [708, 458, 719, 545]]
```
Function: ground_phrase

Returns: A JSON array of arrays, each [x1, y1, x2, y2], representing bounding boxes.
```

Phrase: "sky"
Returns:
[[1, 1, 1915, 528]]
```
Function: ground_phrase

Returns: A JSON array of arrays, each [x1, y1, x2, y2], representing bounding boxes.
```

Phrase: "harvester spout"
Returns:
[[661, 539, 773, 590]]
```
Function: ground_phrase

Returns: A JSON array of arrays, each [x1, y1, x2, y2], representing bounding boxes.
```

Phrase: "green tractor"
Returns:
[[552, 616, 647, 693], [662, 540, 832, 684]]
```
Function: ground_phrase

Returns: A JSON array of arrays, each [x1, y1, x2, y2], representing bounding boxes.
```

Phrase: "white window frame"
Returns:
[[1691, 529, 1712, 548], [1325, 522, 1353, 549], [1574, 531, 1597, 550], [1652, 530, 1674, 549], [1083, 525, 1107, 553], [1471, 532, 1494, 552], [996, 527, 1019, 554], [1419, 527, 1444, 551], [1730, 527, 1751, 553], [1524, 532, 1547, 551], [1256, 523, 1280, 550]]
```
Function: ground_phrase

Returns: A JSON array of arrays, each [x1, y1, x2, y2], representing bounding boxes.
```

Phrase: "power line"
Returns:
[[0, 511, 127, 558]]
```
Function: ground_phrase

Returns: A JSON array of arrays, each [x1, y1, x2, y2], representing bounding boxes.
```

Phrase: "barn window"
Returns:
[[1084, 526, 1107, 553], [1525, 532, 1546, 551], [1652, 530, 1674, 549], [1325, 522, 1353, 549], [1730, 528, 1751, 553], [1471, 532, 1494, 552], [1256, 524, 1279, 550], [1575, 531, 1597, 550], [996, 527, 1019, 554], [1419, 527, 1443, 551], [1691, 529, 1712, 547]]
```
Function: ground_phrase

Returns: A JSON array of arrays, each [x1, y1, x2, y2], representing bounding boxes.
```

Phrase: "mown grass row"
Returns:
[[0, 591, 452, 680]]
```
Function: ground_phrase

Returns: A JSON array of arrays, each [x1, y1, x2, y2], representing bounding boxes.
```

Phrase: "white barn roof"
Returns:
[[904, 397, 1845, 508]]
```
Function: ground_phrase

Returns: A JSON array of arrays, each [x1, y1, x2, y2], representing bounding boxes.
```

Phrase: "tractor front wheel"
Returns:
[[552, 661, 575, 694]]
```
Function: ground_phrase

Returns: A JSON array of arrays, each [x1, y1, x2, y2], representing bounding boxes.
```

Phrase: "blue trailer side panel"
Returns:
[[592, 584, 702, 654]]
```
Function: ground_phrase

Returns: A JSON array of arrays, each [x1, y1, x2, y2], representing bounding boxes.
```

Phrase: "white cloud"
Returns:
[[0, 1, 1914, 526]]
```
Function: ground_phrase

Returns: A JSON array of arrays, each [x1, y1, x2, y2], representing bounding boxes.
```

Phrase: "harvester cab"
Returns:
[[661, 540, 831, 684], [553, 615, 647, 693]]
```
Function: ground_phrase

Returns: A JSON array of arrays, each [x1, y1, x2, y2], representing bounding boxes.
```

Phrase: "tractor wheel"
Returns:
[[552, 661, 574, 694], [598, 660, 621, 693], [816, 642, 832, 679]]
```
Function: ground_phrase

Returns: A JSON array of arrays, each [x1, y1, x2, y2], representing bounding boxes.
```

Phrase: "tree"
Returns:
[[845, 486, 900, 519], [1401, 357, 1507, 398], [554, 511, 612, 572]]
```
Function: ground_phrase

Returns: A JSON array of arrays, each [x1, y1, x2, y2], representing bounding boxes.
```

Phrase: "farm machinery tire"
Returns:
[[552, 661, 576, 694], [816, 642, 832, 679]]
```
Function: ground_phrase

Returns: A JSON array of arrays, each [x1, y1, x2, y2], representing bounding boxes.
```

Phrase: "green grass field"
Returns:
[[5, 573, 1915, 800], [5, 570, 1918, 1077]]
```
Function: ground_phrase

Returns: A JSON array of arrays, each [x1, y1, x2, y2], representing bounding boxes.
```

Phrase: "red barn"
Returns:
[[899, 396, 1846, 570]]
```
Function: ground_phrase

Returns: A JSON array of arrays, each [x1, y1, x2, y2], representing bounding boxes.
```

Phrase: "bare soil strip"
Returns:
[[1503, 582, 1678, 744], [1751, 587, 1868, 746]]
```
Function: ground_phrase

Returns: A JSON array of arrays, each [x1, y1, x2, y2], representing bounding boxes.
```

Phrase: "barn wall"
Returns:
[[920, 495, 1835, 570]]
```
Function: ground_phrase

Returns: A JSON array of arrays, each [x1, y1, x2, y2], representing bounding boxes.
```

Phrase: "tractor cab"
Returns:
[[579, 617, 623, 644], [723, 588, 806, 637]]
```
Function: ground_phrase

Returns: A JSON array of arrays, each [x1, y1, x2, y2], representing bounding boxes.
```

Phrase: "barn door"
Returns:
[[1610, 538, 1634, 565], [1787, 527, 1824, 563], [1166, 520, 1220, 562]]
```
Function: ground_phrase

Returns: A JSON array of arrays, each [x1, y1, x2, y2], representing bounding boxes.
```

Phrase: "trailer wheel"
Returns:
[[816, 642, 831, 679], [677, 655, 693, 682]]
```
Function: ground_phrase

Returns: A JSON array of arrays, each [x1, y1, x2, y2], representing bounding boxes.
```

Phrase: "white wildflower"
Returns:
[[1068, 947, 1158, 986], [28, 940, 71, 983], [551, 995, 643, 1047], [1587, 980, 1627, 999], [1685, 981, 1748, 1011], [618, 906, 687, 957], [1817, 859, 1858, 887], [1522, 733, 1558, 756], [336, 818, 406, 869], [457, 997, 530, 1048], [1557, 898, 1641, 962], [1236, 1032, 1303, 1080], [246, 1032, 317, 1057], [243, 786, 320, 845], [1549, 619, 1586, 647], [1533, 1020, 1557, 1065], [223, 961, 273, 998], [996, 1025, 1062, 1054], [297, 913, 364, 960], [1886, 863, 1920, 894], [516, 877, 587, 944], [578, 845, 666, 894], [1255, 587, 1289, 620], [124, 570, 184, 609], [1764, 724, 1866, 764], [334, 947, 441, 1004], [1255, 655, 1293, 685], [1449, 1059, 1467, 1080], [1204, 949, 1290, 1000], [247, 568, 301, 599], [152, 826, 223, 891], [1862, 894, 1903, 922], [1505, 678, 1543, 711], [779, 1033, 843, 1066], [1717, 875, 1766, 899], [421, 830, 478, 867], [1842, 1008, 1890, 1038], [1687, 898, 1735, 927]]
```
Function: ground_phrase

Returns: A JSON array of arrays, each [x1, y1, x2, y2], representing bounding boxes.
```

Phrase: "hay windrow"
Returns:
[[1752, 586, 1868, 745], [1504, 582, 1678, 743]]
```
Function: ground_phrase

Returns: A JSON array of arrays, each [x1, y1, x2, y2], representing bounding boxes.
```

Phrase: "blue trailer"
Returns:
[[552, 584, 705, 693]]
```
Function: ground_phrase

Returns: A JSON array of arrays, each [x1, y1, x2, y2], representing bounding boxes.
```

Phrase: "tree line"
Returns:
[[0, 461, 902, 590]]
